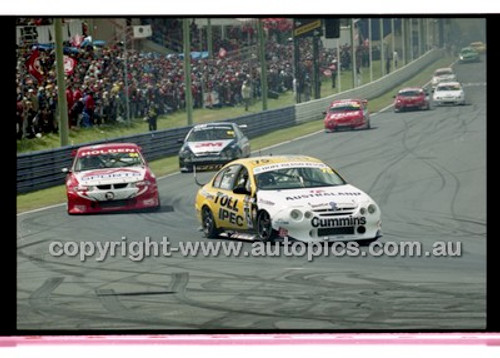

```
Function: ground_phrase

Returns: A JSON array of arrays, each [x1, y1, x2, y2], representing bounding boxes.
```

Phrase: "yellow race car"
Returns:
[[195, 155, 382, 243]]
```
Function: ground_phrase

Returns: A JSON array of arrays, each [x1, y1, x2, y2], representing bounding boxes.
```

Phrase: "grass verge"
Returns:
[[17, 55, 454, 214]]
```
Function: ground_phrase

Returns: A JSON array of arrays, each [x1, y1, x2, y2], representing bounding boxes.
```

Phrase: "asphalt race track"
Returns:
[[17, 59, 486, 330]]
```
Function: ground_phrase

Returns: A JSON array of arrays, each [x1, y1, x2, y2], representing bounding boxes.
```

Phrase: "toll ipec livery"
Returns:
[[64, 143, 160, 214], [323, 98, 371, 132], [195, 155, 382, 243], [178, 122, 251, 172]]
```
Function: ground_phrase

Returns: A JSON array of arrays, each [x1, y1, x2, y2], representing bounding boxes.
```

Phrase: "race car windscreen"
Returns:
[[74, 152, 144, 171], [187, 127, 236, 141], [436, 84, 462, 91], [255, 166, 346, 190], [328, 103, 360, 113], [398, 90, 423, 97]]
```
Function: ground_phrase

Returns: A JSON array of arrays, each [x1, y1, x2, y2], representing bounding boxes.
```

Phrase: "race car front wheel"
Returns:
[[202, 207, 220, 239], [257, 210, 276, 241]]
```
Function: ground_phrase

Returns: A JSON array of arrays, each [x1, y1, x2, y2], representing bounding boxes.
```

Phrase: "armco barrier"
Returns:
[[17, 106, 295, 194], [295, 49, 443, 124]]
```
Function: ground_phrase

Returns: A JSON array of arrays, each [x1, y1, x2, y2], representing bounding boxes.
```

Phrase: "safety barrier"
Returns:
[[17, 106, 295, 193]]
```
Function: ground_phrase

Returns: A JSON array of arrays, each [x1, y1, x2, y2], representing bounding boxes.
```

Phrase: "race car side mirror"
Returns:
[[238, 124, 248, 129], [233, 186, 251, 195], [177, 138, 184, 144], [322, 111, 327, 115], [61, 167, 71, 174]]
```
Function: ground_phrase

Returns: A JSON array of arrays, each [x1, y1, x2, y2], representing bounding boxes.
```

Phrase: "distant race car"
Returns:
[[431, 67, 457, 90], [195, 155, 382, 244], [323, 98, 371, 132], [458, 47, 480, 63], [64, 143, 160, 214], [393, 87, 430, 112], [178, 122, 251, 172], [469, 41, 486, 54], [433, 81, 466, 106]]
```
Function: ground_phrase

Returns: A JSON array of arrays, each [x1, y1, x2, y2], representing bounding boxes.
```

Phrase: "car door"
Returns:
[[211, 164, 253, 231]]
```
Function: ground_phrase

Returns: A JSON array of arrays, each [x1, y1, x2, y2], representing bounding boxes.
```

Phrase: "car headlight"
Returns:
[[179, 146, 193, 159], [221, 145, 238, 159], [74, 185, 92, 192], [368, 204, 377, 214], [290, 209, 303, 221]]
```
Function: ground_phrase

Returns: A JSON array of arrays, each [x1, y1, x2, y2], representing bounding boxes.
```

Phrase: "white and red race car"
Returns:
[[64, 143, 160, 214], [323, 98, 371, 132]]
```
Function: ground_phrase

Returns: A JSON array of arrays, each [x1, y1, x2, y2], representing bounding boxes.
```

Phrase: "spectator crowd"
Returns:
[[16, 18, 375, 140]]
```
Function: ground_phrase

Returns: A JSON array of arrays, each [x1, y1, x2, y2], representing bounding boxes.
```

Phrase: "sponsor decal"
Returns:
[[286, 191, 362, 201], [331, 101, 360, 108], [214, 191, 244, 227], [195, 164, 224, 171], [258, 198, 275, 206], [253, 162, 328, 174], [311, 216, 367, 228], [79, 148, 138, 157], [252, 159, 271, 165], [194, 142, 224, 148], [81, 168, 142, 181]]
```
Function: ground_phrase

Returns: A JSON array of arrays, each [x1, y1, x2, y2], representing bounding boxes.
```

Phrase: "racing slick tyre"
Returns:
[[257, 210, 276, 241], [202, 206, 220, 239]]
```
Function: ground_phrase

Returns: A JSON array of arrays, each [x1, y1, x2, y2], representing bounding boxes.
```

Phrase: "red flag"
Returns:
[[63, 55, 77, 75], [218, 47, 227, 58], [70, 34, 84, 47], [25, 49, 44, 83]]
